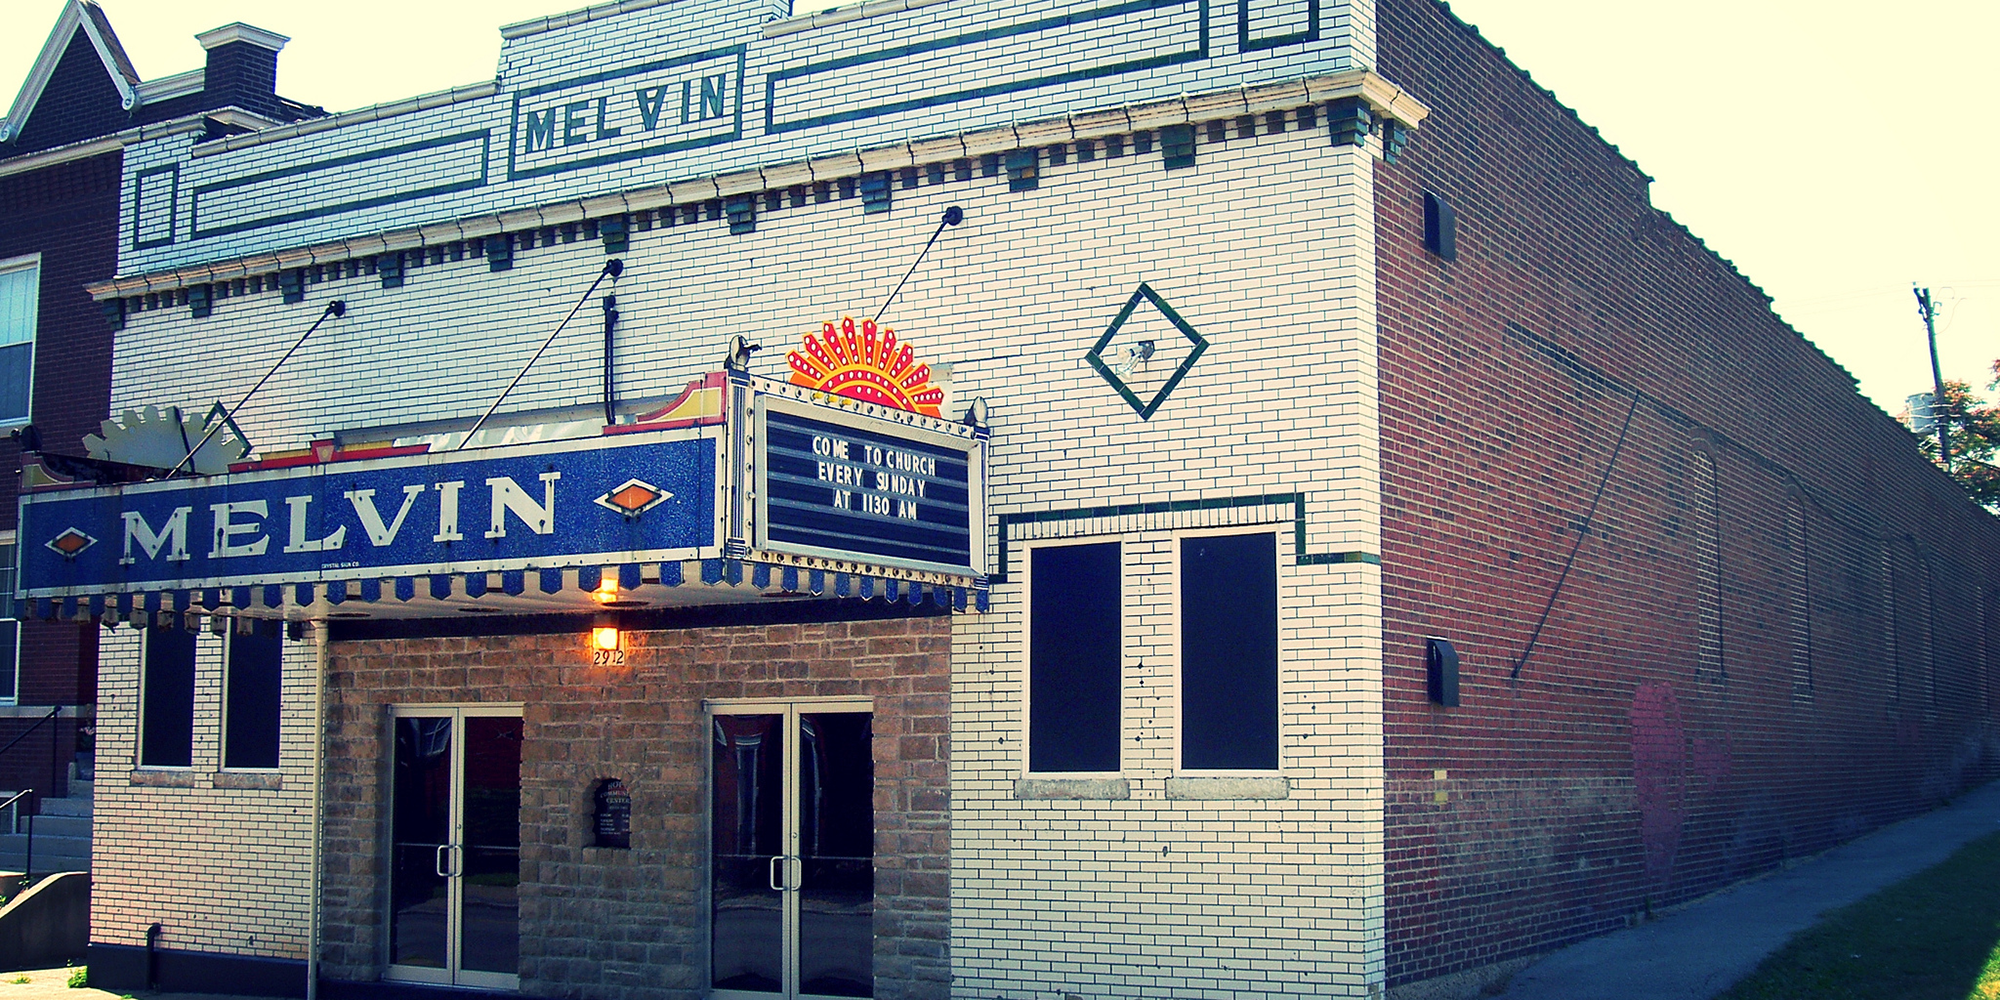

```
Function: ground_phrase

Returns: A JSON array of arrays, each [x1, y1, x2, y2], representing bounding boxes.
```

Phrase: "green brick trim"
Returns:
[[991, 491, 1377, 583]]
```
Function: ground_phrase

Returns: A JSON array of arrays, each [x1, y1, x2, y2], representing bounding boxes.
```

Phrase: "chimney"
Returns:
[[196, 22, 289, 119]]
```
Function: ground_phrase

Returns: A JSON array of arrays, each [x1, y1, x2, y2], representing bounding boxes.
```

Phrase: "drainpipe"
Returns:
[[307, 623, 329, 1000]]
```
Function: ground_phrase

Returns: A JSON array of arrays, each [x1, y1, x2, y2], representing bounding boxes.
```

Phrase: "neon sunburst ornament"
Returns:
[[786, 317, 945, 416]]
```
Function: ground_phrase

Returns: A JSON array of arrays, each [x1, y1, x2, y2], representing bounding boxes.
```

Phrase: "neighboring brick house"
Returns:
[[0, 1, 320, 850], [8, 0, 1994, 998]]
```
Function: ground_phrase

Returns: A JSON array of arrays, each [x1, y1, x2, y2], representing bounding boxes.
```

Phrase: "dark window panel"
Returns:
[[1181, 532, 1279, 770], [225, 630, 283, 769], [141, 628, 197, 767], [1029, 542, 1122, 773]]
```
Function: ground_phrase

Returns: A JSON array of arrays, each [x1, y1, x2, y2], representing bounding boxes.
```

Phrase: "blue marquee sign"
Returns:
[[20, 432, 718, 596]]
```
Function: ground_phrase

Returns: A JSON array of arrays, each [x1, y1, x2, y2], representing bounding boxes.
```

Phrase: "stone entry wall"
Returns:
[[318, 612, 952, 1000]]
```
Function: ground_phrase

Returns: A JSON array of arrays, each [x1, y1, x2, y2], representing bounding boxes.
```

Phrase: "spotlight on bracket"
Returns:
[[1113, 340, 1156, 376], [724, 334, 762, 370]]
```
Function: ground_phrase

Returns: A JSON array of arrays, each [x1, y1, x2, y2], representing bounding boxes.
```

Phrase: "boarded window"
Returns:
[[224, 630, 282, 769], [1181, 532, 1279, 771], [1692, 448, 1723, 680], [1028, 542, 1121, 773], [141, 628, 197, 767], [1788, 493, 1812, 701], [1882, 545, 1901, 708]]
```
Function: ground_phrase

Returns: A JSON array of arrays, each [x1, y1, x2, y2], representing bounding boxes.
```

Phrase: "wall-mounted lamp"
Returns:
[[1114, 340, 1156, 376], [724, 334, 762, 370], [592, 624, 621, 651], [1426, 637, 1460, 707]]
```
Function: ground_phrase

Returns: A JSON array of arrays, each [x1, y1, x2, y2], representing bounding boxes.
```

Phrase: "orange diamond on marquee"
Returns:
[[594, 478, 673, 516], [610, 484, 659, 511], [47, 528, 96, 557]]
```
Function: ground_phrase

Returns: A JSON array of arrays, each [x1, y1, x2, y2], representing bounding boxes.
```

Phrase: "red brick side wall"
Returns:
[[1374, 0, 2000, 984], [0, 149, 119, 798], [320, 616, 950, 1000]]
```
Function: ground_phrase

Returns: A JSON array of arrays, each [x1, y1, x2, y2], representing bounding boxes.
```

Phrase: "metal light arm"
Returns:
[[168, 300, 347, 478], [459, 259, 624, 450]]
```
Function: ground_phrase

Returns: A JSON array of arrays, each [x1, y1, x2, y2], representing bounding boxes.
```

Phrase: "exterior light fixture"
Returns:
[[592, 625, 620, 651], [1114, 340, 1156, 376], [1426, 637, 1460, 707]]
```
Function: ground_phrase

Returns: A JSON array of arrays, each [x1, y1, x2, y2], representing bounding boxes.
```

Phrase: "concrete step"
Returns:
[[0, 841, 89, 874], [0, 832, 88, 853], [37, 797, 91, 819], [12, 814, 89, 839]]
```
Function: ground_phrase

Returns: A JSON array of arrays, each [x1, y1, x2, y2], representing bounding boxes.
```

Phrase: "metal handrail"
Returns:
[[0, 705, 65, 878], [0, 705, 59, 759], [0, 788, 34, 877]]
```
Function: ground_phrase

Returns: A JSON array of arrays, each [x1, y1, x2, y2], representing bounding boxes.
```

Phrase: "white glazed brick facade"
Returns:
[[946, 139, 1384, 999], [91, 626, 317, 959]]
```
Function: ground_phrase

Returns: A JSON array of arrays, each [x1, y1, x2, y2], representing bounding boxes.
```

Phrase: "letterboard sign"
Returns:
[[756, 398, 979, 576]]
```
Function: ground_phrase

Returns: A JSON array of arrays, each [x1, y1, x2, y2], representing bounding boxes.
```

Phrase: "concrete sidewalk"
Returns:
[[0, 966, 288, 1000], [1484, 778, 2000, 1000]]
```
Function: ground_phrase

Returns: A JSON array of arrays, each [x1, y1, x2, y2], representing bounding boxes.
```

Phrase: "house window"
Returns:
[[224, 629, 282, 769], [0, 538, 16, 705], [1028, 541, 1121, 773], [1181, 532, 1279, 771], [140, 628, 197, 768], [0, 256, 38, 425]]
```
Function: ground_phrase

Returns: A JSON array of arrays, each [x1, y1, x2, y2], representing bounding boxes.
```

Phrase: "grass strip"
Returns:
[[1717, 828, 2000, 1000]]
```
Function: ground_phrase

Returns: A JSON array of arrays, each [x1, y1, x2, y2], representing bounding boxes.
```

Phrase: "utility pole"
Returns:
[[1915, 286, 1949, 471]]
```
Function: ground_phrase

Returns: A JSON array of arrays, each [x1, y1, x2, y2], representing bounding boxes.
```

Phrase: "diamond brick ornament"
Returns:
[[1085, 283, 1209, 420]]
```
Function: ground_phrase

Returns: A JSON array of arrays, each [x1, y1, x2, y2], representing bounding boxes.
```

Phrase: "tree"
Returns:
[[1902, 359, 2000, 511]]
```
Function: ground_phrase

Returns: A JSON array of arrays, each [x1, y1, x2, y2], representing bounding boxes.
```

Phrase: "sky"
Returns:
[[2, 0, 1994, 416]]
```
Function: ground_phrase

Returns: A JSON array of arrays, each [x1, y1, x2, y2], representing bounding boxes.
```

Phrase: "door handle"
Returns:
[[435, 844, 450, 878], [768, 855, 784, 892]]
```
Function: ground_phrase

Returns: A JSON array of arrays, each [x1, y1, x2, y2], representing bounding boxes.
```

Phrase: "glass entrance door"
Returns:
[[711, 703, 874, 1000], [387, 706, 523, 991]]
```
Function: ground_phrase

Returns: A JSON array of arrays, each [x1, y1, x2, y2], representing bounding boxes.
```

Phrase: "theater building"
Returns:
[[15, 0, 1999, 998]]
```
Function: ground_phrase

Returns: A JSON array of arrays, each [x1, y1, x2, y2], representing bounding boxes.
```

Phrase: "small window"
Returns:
[[140, 628, 197, 768], [224, 629, 282, 769], [1422, 192, 1457, 261], [1028, 542, 1121, 773], [1181, 532, 1279, 771], [0, 257, 38, 424]]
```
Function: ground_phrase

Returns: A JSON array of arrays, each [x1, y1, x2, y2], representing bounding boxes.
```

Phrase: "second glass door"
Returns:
[[387, 705, 522, 991], [711, 702, 874, 1000]]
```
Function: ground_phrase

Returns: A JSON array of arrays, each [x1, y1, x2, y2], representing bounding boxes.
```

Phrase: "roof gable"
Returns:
[[1, 1, 140, 145]]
